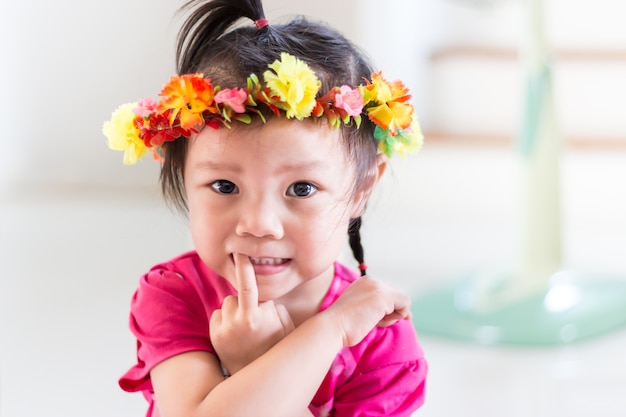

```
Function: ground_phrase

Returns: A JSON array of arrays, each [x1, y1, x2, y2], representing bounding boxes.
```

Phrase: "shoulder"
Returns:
[[130, 250, 235, 332], [145, 250, 215, 280], [356, 319, 425, 367], [332, 318, 427, 415], [318, 262, 359, 310], [139, 251, 234, 299], [327, 323, 427, 415], [333, 261, 359, 284], [318, 315, 427, 415]]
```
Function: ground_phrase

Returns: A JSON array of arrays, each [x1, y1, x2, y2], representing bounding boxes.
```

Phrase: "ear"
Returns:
[[350, 153, 388, 218]]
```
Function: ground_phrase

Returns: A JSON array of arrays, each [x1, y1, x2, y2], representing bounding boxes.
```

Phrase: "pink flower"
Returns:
[[132, 98, 158, 118], [214, 88, 248, 113], [334, 85, 363, 117]]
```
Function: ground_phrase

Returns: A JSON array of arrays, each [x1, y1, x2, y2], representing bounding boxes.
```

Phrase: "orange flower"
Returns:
[[364, 72, 413, 135], [157, 74, 216, 130]]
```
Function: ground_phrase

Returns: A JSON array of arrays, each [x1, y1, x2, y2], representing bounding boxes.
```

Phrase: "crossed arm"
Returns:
[[150, 254, 412, 417]]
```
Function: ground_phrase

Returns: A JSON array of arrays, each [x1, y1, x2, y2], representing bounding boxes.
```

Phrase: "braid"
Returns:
[[348, 217, 367, 276]]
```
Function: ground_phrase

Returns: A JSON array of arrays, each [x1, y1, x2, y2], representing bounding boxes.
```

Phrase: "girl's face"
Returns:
[[184, 118, 368, 307]]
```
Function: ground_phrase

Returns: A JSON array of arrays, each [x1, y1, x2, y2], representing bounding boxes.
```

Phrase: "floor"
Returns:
[[1, 142, 625, 416]]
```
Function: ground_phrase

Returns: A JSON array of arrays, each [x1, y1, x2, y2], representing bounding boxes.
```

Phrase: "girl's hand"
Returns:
[[327, 276, 412, 348], [209, 253, 295, 375]]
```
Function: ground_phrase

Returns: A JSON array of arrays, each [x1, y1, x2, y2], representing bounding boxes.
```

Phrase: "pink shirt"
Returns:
[[120, 251, 427, 416]]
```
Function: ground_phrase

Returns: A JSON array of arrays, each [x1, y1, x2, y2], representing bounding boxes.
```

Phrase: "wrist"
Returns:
[[314, 308, 348, 350]]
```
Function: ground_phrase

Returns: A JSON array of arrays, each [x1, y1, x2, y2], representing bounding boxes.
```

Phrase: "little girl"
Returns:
[[103, 0, 427, 416]]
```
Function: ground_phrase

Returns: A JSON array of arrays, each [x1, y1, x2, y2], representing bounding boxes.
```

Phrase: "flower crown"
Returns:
[[103, 52, 423, 165]]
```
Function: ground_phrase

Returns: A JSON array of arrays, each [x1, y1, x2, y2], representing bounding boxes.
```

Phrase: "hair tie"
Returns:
[[254, 18, 269, 30], [358, 263, 368, 276]]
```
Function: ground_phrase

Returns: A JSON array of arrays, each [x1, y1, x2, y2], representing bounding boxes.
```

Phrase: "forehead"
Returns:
[[185, 118, 353, 173]]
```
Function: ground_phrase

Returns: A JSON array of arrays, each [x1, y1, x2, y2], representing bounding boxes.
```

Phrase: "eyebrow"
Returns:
[[193, 161, 242, 172], [192, 159, 326, 174], [274, 160, 325, 174]]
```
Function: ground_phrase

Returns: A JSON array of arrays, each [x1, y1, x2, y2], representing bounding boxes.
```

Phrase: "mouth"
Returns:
[[230, 254, 291, 275], [249, 257, 289, 266]]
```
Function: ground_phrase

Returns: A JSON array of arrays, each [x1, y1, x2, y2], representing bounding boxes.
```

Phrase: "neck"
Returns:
[[276, 265, 335, 327]]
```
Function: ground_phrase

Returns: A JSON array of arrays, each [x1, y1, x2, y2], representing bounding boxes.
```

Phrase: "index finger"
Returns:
[[233, 253, 259, 314]]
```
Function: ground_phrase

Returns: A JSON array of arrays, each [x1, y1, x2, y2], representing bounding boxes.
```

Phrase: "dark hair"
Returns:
[[162, 0, 379, 274]]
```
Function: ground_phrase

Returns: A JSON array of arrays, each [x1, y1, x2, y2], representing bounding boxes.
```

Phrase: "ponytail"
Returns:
[[177, 0, 267, 74]]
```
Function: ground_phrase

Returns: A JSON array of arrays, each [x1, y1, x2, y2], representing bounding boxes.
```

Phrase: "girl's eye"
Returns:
[[287, 182, 317, 198], [210, 180, 239, 194]]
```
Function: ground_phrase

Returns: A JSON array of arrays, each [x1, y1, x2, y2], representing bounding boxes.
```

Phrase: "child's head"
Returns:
[[103, 0, 422, 275], [162, 0, 379, 211]]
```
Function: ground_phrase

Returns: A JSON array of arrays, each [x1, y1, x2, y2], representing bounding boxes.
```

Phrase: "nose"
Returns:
[[235, 195, 284, 239]]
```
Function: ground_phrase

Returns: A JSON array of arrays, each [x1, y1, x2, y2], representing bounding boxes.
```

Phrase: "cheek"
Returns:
[[189, 216, 235, 280], [188, 204, 224, 256], [299, 204, 352, 244], [189, 216, 212, 257]]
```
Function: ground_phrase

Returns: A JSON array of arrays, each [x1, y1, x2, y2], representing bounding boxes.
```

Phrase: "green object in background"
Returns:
[[410, 0, 626, 346], [518, 64, 550, 158], [411, 271, 626, 345]]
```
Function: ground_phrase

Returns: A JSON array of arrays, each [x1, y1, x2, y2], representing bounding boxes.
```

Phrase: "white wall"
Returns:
[[0, 0, 430, 194], [1, 0, 182, 193], [421, 0, 626, 141], [4, 0, 626, 194]]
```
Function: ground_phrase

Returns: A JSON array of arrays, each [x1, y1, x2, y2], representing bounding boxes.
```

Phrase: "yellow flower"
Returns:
[[102, 103, 148, 165], [263, 53, 321, 120]]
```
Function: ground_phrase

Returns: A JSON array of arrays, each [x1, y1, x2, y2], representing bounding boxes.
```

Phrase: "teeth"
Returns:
[[249, 257, 285, 265]]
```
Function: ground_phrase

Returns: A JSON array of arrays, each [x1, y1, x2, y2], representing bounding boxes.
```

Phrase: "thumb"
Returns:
[[274, 303, 295, 334], [209, 308, 223, 335]]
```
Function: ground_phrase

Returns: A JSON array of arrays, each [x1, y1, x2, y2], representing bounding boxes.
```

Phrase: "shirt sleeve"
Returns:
[[332, 320, 428, 417], [119, 266, 216, 393]]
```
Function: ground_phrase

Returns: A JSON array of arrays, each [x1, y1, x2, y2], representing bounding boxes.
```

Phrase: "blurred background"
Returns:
[[1, 0, 625, 416]]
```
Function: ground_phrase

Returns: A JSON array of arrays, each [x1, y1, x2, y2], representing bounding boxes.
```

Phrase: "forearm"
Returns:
[[197, 310, 341, 417]]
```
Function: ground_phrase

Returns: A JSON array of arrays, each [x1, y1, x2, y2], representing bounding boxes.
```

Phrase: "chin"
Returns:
[[257, 288, 288, 303]]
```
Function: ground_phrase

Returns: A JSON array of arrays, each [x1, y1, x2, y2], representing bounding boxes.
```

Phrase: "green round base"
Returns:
[[411, 271, 626, 345]]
